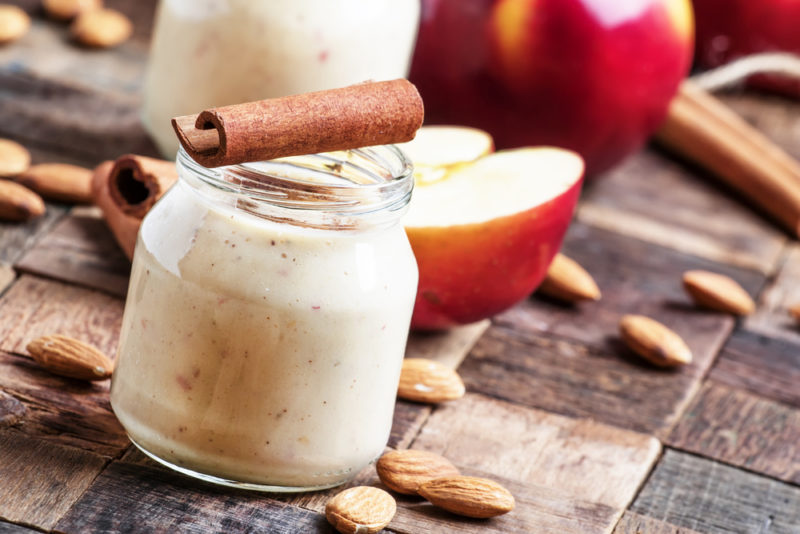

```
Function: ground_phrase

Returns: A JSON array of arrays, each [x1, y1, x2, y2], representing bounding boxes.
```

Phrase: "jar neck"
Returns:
[[176, 146, 414, 232]]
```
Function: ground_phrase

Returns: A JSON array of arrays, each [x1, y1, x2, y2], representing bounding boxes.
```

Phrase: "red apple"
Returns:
[[694, 0, 800, 98], [409, 0, 694, 177], [400, 130, 583, 330]]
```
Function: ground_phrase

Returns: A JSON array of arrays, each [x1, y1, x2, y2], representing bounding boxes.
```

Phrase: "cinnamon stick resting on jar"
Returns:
[[92, 155, 178, 259], [172, 79, 425, 168]]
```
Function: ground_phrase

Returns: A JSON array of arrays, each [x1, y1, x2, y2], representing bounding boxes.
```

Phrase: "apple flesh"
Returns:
[[403, 144, 584, 330], [397, 125, 494, 185], [694, 0, 800, 98], [409, 0, 694, 177]]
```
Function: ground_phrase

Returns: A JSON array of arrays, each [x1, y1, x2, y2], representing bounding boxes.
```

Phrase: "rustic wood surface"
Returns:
[[0, 0, 799, 532]]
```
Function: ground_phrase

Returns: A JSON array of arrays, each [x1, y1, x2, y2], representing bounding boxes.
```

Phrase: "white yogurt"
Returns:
[[142, 0, 421, 157]]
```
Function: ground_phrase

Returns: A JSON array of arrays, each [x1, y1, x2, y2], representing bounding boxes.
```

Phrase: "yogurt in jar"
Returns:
[[142, 0, 421, 157], [110, 148, 418, 490]]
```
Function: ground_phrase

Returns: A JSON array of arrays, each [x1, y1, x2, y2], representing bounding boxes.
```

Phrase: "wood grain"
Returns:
[[0, 432, 107, 530], [710, 329, 800, 407], [0, 351, 127, 457], [0, 390, 26, 428], [406, 320, 490, 370], [746, 242, 800, 344], [411, 393, 660, 511], [388, 400, 430, 450], [0, 520, 41, 534], [0, 204, 68, 265], [613, 511, 703, 534], [630, 449, 800, 533], [461, 324, 707, 437], [0, 275, 123, 357], [0, 264, 14, 294], [54, 461, 326, 534], [667, 382, 800, 484], [505, 222, 757, 354], [578, 150, 786, 274], [15, 207, 131, 298]]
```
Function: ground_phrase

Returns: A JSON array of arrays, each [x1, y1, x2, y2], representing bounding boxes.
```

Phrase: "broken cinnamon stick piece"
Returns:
[[172, 79, 425, 168], [92, 160, 140, 260], [108, 154, 178, 219]]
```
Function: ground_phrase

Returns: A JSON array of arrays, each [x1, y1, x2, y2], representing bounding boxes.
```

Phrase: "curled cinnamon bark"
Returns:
[[108, 154, 178, 219], [92, 155, 178, 259], [172, 79, 424, 168]]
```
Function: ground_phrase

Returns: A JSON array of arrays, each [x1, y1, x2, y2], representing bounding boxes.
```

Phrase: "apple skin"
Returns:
[[409, 0, 694, 177], [694, 0, 800, 98], [407, 174, 583, 331]]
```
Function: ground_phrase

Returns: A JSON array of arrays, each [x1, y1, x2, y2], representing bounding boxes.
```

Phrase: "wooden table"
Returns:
[[1, 2, 799, 533]]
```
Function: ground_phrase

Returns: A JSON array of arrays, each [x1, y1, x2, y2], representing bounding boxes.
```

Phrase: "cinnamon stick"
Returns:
[[172, 79, 424, 168], [108, 154, 178, 218], [654, 81, 800, 237], [91, 160, 139, 259], [92, 155, 178, 259]]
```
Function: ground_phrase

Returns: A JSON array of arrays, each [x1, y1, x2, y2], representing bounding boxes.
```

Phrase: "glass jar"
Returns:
[[142, 0, 421, 157], [110, 145, 418, 492]]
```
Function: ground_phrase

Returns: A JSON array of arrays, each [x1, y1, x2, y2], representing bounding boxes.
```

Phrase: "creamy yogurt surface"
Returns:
[[110, 178, 418, 488], [143, 0, 421, 157]]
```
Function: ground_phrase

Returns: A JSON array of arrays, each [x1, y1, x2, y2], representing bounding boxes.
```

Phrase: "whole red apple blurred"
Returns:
[[409, 0, 694, 177], [694, 0, 800, 98]]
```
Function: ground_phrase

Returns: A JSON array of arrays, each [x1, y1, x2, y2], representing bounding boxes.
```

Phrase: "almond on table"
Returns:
[[619, 314, 692, 367], [71, 8, 132, 48], [0, 5, 30, 44], [418, 476, 515, 519], [397, 358, 465, 404], [0, 138, 31, 178], [0, 180, 45, 222], [537, 252, 601, 303], [16, 163, 94, 204], [376, 449, 460, 495], [325, 486, 396, 534], [43, 0, 103, 21], [682, 269, 755, 316], [26, 335, 114, 381]]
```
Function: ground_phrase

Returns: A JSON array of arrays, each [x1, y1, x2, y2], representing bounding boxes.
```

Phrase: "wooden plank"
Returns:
[[0, 351, 128, 457], [388, 400, 430, 450], [630, 449, 800, 534], [710, 329, 800, 407], [15, 207, 131, 298], [0, 275, 123, 357], [54, 461, 326, 534], [406, 320, 490, 370], [0, 432, 107, 531], [0, 390, 26, 429], [0, 70, 159, 166], [501, 222, 758, 353], [462, 323, 710, 437], [613, 511, 703, 534], [0, 520, 41, 534], [745, 243, 800, 345], [411, 393, 661, 511], [578, 151, 786, 274], [0, 264, 14, 295], [667, 381, 800, 484], [0, 204, 68, 265]]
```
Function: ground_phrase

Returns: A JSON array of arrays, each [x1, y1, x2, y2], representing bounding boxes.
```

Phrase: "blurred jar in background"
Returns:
[[142, 0, 421, 157]]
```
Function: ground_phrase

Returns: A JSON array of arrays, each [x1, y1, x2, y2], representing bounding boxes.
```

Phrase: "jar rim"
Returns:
[[176, 145, 414, 226]]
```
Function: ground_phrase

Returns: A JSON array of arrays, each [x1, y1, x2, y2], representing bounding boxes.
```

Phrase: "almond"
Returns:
[[537, 253, 601, 302], [789, 304, 800, 324], [0, 180, 45, 221], [325, 486, 396, 534], [376, 449, 460, 495], [26, 335, 113, 381], [0, 138, 31, 177], [397, 358, 465, 404], [418, 476, 515, 518], [43, 0, 103, 21], [619, 314, 692, 367], [16, 163, 94, 203], [71, 8, 132, 48], [0, 5, 30, 44], [682, 270, 754, 316]]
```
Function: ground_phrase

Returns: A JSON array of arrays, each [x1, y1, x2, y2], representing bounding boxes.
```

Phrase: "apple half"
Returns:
[[403, 141, 584, 331]]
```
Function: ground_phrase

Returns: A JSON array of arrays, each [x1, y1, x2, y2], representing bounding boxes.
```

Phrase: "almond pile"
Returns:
[[327, 449, 514, 532]]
